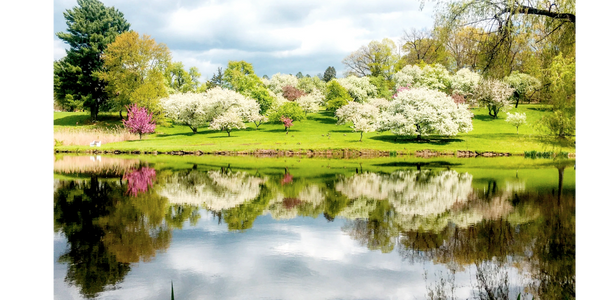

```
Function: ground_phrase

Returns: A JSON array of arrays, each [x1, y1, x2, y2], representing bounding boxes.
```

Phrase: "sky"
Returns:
[[53, 0, 436, 80]]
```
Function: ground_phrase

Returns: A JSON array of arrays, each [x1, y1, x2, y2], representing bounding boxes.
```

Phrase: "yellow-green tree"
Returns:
[[98, 31, 171, 120], [342, 38, 401, 80]]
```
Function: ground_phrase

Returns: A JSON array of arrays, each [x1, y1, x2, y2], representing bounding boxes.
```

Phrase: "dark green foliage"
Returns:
[[295, 72, 304, 79], [206, 67, 224, 90], [323, 66, 336, 82], [54, 0, 130, 121]]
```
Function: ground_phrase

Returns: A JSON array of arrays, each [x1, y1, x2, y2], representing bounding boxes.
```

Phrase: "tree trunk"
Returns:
[[360, 131, 363, 142], [227, 130, 231, 137], [120, 110, 123, 119], [139, 133, 142, 140]]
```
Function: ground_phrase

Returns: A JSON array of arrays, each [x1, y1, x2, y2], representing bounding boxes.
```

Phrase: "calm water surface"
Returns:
[[53, 155, 575, 300]]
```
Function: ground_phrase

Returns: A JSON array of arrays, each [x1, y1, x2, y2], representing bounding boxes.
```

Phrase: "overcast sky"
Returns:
[[53, 0, 436, 80]]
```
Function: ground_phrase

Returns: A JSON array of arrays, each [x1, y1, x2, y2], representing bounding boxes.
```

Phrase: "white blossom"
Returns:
[[336, 76, 378, 103], [159, 170, 265, 211], [505, 112, 527, 134], [296, 94, 321, 115], [380, 87, 473, 138], [450, 68, 481, 97], [209, 110, 246, 135], [267, 73, 299, 94], [475, 79, 514, 118], [392, 64, 452, 92], [161, 87, 260, 133], [335, 102, 380, 141]]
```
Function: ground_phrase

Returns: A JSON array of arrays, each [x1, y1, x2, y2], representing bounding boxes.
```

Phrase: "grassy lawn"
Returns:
[[53, 104, 575, 154]]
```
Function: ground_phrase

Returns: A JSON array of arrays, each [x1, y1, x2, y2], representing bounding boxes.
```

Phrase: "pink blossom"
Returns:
[[123, 167, 156, 197], [280, 116, 294, 134], [281, 173, 293, 185], [122, 104, 156, 139]]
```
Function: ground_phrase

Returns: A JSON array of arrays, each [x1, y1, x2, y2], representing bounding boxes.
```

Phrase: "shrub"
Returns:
[[268, 102, 306, 123], [326, 97, 349, 112]]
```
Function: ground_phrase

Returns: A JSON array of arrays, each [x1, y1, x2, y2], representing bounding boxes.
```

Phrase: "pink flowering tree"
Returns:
[[123, 167, 157, 197], [280, 116, 294, 134], [122, 104, 156, 140], [392, 85, 411, 98]]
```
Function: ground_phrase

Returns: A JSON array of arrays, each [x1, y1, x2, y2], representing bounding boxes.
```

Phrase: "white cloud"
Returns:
[[53, 0, 436, 80], [54, 38, 68, 61]]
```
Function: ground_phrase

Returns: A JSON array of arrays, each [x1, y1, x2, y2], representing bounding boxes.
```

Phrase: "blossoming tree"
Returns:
[[505, 112, 527, 134], [379, 87, 473, 140], [474, 79, 514, 119], [122, 104, 156, 139], [209, 111, 246, 136], [161, 87, 261, 133], [335, 102, 380, 141]]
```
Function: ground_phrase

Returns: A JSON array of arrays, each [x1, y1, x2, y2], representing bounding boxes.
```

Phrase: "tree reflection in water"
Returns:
[[54, 160, 574, 299], [54, 166, 200, 298]]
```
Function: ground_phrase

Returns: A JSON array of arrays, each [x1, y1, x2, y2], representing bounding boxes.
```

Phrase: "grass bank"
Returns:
[[53, 104, 575, 155]]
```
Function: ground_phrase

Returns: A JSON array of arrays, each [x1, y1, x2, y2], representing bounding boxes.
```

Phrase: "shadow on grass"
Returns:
[[54, 115, 93, 126], [370, 135, 464, 145], [329, 129, 354, 133], [535, 135, 576, 148], [473, 114, 499, 122], [54, 113, 123, 126], [311, 112, 338, 125], [208, 135, 239, 139], [527, 107, 552, 112], [155, 131, 216, 138]]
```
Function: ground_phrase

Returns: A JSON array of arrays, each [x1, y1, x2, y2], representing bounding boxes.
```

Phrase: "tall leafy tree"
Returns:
[[323, 66, 337, 82], [54, 0, 130, 121], [223, 61, 274, 114], [97, 31, 172, 120], [431, 0, 575, 77], [164, 62, 201, 94], [343, 38, 401, 79], [400, 28, 449, 67]]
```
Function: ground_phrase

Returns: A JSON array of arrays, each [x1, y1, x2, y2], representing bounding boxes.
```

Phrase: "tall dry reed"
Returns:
[[54, 126, 137, 146], [54, 155, 141, 175]]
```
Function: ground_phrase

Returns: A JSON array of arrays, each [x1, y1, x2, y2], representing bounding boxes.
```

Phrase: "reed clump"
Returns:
[[54, 126, 137, 146]]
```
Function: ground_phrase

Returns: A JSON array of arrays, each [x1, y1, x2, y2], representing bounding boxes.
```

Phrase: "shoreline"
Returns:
[[54, 148, 576, 159]]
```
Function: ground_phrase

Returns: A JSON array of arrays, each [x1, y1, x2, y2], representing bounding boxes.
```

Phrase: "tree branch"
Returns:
[[498, 5, 575, 23]]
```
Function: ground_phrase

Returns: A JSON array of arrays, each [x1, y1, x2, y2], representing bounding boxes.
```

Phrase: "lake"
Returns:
[[53, 154, 575, 299]]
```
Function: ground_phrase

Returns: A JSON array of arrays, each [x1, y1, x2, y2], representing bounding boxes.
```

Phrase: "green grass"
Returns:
[[54, 104, 575, 154]]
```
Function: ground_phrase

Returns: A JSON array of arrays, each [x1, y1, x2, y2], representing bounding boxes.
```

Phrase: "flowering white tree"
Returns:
[[365, 98, 390, 112], [335, 102, 380, 141], [393, 64, 451, 92], [393, 65, 422, 88], [379, 87, 473, 140], [337, 76, 378, 103], [296, 94, 321, 115], [474, 79, 514, 119], [248, 113, 268, 129], [503, 71, 541, 108], [209, 111, 246, 136], [505, 112, 527, 134], [161, 92, 206, 133], [450, 68, 481, 98], [161, 87, 261, 133], [267, 73, 299, 94]]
